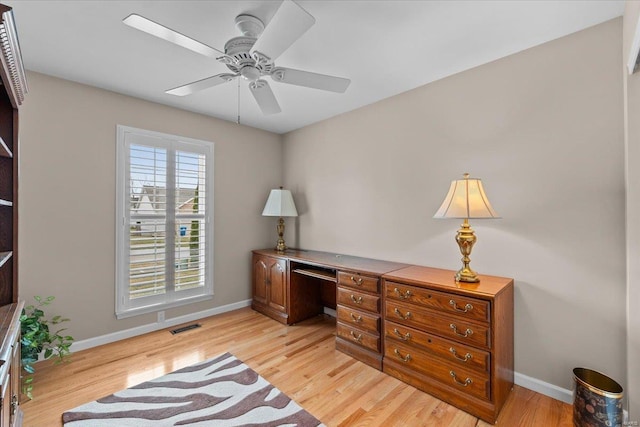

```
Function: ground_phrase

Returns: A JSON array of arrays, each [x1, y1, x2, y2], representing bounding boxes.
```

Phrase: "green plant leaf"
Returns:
[[20, 295, 74, 399]]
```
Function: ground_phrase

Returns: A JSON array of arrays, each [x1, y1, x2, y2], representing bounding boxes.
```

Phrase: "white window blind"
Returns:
[[116, 125, 214, 318]]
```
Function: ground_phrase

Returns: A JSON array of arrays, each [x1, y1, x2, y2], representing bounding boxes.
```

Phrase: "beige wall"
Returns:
[[283, 19, 626, 392], [17, 16, 632, 405], [624, 1, 640, 418], [18, 72, 282, 341]]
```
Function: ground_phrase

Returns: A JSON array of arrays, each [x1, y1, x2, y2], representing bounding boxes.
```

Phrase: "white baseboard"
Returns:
[[514, 371, 573, 404], [70, 299, 252, 353], [71, 301, 575, 407]]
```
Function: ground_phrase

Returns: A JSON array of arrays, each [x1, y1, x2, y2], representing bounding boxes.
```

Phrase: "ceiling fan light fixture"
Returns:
[[240, 65, 260, 81]]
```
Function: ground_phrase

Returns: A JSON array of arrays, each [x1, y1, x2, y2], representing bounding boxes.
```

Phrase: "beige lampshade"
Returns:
[[433, 173, 499, 219], [262, 188, 298, 217]]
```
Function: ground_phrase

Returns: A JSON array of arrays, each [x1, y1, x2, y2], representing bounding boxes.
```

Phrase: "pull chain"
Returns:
[[237, 78, 240, 125]]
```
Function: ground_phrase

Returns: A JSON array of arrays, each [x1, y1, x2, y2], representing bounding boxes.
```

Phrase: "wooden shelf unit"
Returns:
[[0, 4, 26, 427]]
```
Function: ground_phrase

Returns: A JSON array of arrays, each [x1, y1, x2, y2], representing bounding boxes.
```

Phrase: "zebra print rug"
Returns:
[[62, 352, 324, 426]]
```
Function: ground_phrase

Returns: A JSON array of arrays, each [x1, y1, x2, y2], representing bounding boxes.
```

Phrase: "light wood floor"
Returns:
[[22, 307, 572, 426]]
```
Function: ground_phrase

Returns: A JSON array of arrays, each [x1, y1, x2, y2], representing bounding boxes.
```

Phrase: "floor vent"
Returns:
[[170, 324, 201, 335]]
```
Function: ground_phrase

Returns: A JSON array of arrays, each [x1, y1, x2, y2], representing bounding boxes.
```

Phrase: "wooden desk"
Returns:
[[252, 248, 409, 369], [250, 248, 514, 424]]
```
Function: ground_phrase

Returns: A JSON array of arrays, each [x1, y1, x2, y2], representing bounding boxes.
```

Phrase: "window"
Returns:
[[116, 125, 214, 318]]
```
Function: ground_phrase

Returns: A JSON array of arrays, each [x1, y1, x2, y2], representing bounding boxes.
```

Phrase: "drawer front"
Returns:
[[337, 322, 380, 352], [337, 304, 380, 334], [386, 300, 491, 349], [384, 320, 489, 373], [385, 340, 490, 401], [385, 281, 490, 323], [338, 271, 379, 293], [338, 287, 380, 313]]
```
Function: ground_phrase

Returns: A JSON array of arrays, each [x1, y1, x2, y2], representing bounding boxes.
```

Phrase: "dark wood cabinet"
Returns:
[[0, 303, 23, 427], [252, 256, 269, 306], [251, 254, 288, 323], [0, 4, 26, 427]]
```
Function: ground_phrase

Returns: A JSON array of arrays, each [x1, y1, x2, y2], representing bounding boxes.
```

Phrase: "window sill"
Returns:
[[115, 293, 214, 319]]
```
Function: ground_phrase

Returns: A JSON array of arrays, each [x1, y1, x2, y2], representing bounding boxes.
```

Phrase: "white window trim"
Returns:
[[115, 125, 214, 319]]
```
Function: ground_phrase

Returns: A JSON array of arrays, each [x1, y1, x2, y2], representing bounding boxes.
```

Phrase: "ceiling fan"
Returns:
[[123, 0, 351, 115]]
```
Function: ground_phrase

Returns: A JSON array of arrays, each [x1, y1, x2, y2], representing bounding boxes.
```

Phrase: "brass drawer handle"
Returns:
[[449, 299, 473, 313], [450, 323, 473, 337], [450, 371, 473, 387], [449, 347, 472, 362], [350, 276, 363, 285], [393, 328, 411, 341], [350, 295, 363, 305], [350, 331, 363, 343], [394, 348, 411, 362], [394, 308, 411, 320], [350, 313, 362, 323], [393, 287, 412, 300]]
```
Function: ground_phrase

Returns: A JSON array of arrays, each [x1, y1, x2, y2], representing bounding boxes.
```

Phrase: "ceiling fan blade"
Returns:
[[251, 0, 315, 63], [166, 73, 238, 96], [271, 67, 350, 93], [249, 80, 281, 115], [123, 14, 224, 59]]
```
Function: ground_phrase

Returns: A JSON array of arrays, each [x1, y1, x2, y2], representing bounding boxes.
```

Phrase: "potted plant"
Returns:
[[20, 296, 74, 398]]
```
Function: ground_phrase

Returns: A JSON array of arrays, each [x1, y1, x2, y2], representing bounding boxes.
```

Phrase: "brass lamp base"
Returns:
[[275, 217, 287, 252], [455, 266, 479, 283], [455, 219, 480, 283]]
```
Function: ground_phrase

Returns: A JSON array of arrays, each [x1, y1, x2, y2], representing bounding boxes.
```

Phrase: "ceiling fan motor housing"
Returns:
[[223, 36, 273, 77]]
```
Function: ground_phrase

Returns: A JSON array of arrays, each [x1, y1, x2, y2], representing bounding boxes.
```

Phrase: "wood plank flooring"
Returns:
[[21, 307, 572, 426]]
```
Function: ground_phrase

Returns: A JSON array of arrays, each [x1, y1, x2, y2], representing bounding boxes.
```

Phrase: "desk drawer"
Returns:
[[337, 322, 380, 352], [338, 271, 379, 293], [385, 281, 490, 323], [384, 320, 489, 373], [337, 305, 380, 334], [338, 287, 380, 313], [386, 300, 491, 349], [385, 340, 490, 401]]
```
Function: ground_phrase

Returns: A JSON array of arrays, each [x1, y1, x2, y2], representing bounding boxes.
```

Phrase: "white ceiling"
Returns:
[[5, 0, 624, 134]]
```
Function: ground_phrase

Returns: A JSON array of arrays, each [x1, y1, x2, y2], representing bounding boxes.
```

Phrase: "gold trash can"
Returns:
[[573, 367, 623, 427]]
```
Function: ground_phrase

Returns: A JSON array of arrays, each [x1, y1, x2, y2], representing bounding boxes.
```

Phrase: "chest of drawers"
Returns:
[[381, 265, 513, 424], [335, 270, 384, 369]]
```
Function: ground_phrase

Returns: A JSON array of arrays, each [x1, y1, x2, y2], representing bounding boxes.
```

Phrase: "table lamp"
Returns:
[[433, 173, 499, 283], [262, 187, 298, 252]]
